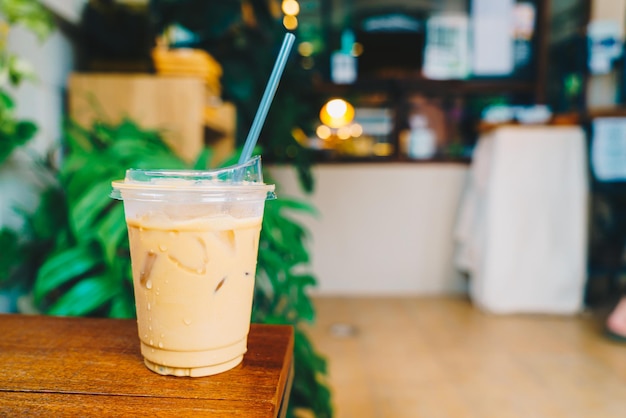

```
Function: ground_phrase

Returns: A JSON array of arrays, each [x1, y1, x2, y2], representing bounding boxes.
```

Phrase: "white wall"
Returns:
[[0, 23, 74, 230], [268, 163, 469, 296]]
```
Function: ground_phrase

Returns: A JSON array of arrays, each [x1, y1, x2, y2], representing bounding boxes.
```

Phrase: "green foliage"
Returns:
[[0, 229, 21, 280], [0, 186, 63, 294], [1, 118, 332, 417], [30, 119, 185, 316], [0, 90, 37, 163], [0, 0, 55, 41], [0, 0, 54, 163], [254, 197, 333, 418]]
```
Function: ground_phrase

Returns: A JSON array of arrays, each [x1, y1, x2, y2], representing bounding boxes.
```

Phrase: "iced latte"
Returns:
[[111, 157, 274, 377]]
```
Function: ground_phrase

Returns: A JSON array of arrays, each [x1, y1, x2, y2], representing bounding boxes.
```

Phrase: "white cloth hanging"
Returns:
[[455, 125, 589, 314]]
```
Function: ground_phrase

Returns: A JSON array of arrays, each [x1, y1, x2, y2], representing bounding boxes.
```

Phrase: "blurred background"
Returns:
[[1, 0, 626, 417]]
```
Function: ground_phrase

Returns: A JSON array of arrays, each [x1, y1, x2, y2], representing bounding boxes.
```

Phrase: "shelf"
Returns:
[[268, 155, 472, 165], [586, 107, 626, 119], [314, 75, 536, 97]]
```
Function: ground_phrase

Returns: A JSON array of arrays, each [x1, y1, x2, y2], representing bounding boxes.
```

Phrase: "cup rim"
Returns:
[[110, 181, 275, 201], [110, 156, 275, 200]]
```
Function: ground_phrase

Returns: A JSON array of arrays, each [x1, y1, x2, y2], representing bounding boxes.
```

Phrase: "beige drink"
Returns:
[[111, 156, 274, 377], [127, 214, 262, 377]]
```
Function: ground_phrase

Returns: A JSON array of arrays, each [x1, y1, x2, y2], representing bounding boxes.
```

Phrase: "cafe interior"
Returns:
[[1, 0, 625, 417]]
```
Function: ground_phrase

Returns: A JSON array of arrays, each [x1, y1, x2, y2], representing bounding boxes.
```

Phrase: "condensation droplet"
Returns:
[[147, 303, 151, 311], [144, 334, 148, 339], [158, 342, 164, 348], [149, 339, 153, 345], [160, 333, 165, 338], [149, 326, 152, 331], [183, 318, 192, 325], [158, 244, 168, 252], [146, 280, 153, 289]]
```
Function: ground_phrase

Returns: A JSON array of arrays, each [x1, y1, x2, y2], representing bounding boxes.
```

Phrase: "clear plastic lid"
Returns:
[[110, 156, 276, 202]]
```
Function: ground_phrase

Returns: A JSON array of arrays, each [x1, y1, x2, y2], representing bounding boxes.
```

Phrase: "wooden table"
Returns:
[[0, 314, 294, 417]]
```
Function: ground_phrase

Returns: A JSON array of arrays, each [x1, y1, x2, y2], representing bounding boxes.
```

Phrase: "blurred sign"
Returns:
[[422, 14, 470, 79], [587, 20, 623, 75], [471, 0, 515, 76], [591, 117, 626, 181]]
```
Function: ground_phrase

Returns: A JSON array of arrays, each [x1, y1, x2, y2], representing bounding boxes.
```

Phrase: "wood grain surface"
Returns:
[[0, 314, 293, 417]]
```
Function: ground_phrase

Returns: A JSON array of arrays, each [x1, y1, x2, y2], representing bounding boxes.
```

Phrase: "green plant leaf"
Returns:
[[28, 187, 68, 241], [69, 181, 116, 240], [62, 119, 94, 154], [292, 275, 317, 322], [193, 147, 213, 169], [275, 197, 319, 217], [34, 244, 101, 304], [94, 203, 127, 266], [0, 228, 21, 282], [108, 291, 136, 319], [290, 328, 332, 418], [64, 164, 119, 204], [8, 54, 36, 85], [106, 137, 162, 162], [47, 274, 119, 316], [15, 120, 37, 141], [0, 0, 55, 41], [0, 90, 15, 110]]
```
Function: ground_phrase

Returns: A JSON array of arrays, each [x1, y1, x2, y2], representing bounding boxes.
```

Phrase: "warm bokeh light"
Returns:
[[319, 98, 355, 128], [352, 42, 364, 57], [316, 124, 331, 140], [373, 142, 394, 156], [350, 123, 363, 137], [281, 0, 300, 16], [298, 41, 313, 57], [283, 15, 298, 30], [291, 127, 308, 146], [337, 126, 351, 140]]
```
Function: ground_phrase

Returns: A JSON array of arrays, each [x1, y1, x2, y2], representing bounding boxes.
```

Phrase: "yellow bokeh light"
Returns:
[[319, 98, 355, 129], [373, 142, 394, 156], [350, 123, 363, 137], [298, 41, 314, 57], [337, 126, 351, 140], [282, 0, 300, 16], [283, 15, 298, 30], [316, 124, 331, 140], [352, 42, 364, 57]]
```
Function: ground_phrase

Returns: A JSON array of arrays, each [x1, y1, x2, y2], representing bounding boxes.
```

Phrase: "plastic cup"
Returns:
[[110, 156, 275, 377]]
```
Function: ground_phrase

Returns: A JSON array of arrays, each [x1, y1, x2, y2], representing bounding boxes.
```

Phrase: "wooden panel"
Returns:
[[0, 315, 293, 417], [68, 73, 207, 163], [0, 393, 272, 417]]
